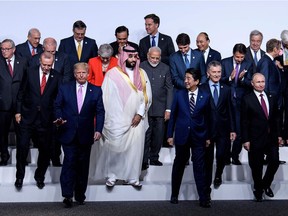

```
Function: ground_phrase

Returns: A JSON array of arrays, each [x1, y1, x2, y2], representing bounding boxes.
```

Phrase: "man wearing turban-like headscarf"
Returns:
[[91, 45, 152, 188]]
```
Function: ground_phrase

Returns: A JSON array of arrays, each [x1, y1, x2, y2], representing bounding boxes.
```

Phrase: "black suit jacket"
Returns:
[[15, 40, 43, 61], [16, 66, 62, 126], [196, 47, 222, 66], [202, 82, 235, 138], [241, 91, 280, 148], [0, 55, 28, 111], [29, 51, 73, 83], [110, 41, 139, 57], [58, 36, 98, 66], [139, 33, 175, 66]]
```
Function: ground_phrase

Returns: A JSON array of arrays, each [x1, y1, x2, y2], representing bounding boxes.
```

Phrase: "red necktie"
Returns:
[[40, 73, 47, 95], [260, 93, 268, 119], [32, 48, 36, 56], [7, 59, 13, 76]]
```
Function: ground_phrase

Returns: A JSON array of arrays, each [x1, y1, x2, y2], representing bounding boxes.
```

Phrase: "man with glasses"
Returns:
[[0, 39, 28, 166], [15, 28, 43, 60], [58, 20, 98, 67]]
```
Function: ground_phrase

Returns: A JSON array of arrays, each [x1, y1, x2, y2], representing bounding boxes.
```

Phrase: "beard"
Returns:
[[126, 61, 136, 69], [148, 61, 159, 68]]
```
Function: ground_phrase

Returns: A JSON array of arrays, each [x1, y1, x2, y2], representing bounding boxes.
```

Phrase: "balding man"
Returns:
[[242, 73, 282, 202], [15, 28, 43, 60]]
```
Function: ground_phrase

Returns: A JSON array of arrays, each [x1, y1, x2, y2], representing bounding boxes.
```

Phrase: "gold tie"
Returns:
[[77, 42, 82, 60]]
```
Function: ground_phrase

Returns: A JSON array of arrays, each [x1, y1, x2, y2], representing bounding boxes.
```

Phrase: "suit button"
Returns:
[[188, 127, 190, 129]]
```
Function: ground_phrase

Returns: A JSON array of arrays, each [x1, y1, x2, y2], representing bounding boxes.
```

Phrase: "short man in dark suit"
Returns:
[[170, 33, 207, 88], [54, 62, 104, 207], [245, 30, 265, 73], [167, 68, 211, 208], [110, 25, 139, 58], [139, 14, 175, 66], [196, 32, 222, 68], [202, 61, 236, 197], [30, 37, 73, 167], [242, 73, 282, 202], [221, 43, 253, 165], [15, 28, 43, 60], [140, 46, 173, 170], [0, 39, 28, 165], [14, 52, 62, 189], [58, 20, 98, 67]]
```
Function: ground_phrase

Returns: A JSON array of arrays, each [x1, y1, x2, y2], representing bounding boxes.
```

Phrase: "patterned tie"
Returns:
[[260, 94, 268, 119], [7, 59, 13, 76], [31, 48, 35, 56], [213, 84, 218, 106], [40, 73, 47, 95], [184, 54, 190, 69], [77, 84, 83, 113], [254, 51, 258, 65], [77, 42, 82, 61], [151, 36, 156, 47], [189, 92, 195, 115]]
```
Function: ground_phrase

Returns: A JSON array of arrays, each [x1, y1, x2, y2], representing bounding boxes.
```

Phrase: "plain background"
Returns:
[[1, 0, 287, 58]]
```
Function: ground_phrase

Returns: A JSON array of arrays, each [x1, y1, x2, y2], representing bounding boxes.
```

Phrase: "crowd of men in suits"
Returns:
[[1, 13, 288, 207]]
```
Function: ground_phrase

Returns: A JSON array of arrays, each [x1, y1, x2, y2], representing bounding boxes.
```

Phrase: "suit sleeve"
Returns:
[[62, 54, 73, 83], [241, 97, 250, 143], [165, 68, 174, 110], [169, 55, 185, 89], [95, 88, 105, 133]]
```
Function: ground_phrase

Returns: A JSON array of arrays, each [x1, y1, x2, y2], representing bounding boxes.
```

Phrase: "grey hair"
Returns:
[[98, 44, 114, 58], [1, 39, 15, 48], [148, 46, 162, 55], [280, 30, 288, 43]]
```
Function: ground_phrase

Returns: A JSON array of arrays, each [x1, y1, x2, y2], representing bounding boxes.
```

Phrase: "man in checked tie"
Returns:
[[167, 68, 211, 208], [14, 52, 62, 190], [241, 73, 282, 202]]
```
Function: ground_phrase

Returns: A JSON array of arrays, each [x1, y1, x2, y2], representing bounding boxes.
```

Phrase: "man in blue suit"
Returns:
[[167, 68, 211, 208], [15, 28, 43, 61], [169, 33, 206, 89], [221, 43, 253, 165], [58, 20, 98, 67], [202, 61, 236, 197], [54, 62, 104, 207]]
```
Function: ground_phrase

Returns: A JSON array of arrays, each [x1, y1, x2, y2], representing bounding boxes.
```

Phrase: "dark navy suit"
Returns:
[[245, 47, 265, 73], [55, 81, 104, 201], [170, 49, 207, 89], [196, 47, 221, 71], [221, 57, 253, 161], [15, 41, 43, 61], [202, 82, 235, 193], [58, 36, 98, 66], [167, 86, 210, 202]]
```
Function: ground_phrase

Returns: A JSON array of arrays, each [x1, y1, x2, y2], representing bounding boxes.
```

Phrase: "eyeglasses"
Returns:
[[1, 47, 13, 52]]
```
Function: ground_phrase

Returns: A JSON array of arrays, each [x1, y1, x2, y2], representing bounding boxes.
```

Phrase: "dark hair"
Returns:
[[73, 20, 87, 30], [115, 26, 129, 36], [144, 14, 160, 27], [176, 33, 190, 46], [199, 32, 210, 41], [185, 68, 201, 82], [232, 43, 247, 55], [266, 39, 281, 53]]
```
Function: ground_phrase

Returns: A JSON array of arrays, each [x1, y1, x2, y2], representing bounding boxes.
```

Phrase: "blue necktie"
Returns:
[[189, 92, 195, 115], [254, 51, 258, 65], [151, 36, 156, 47], [184, 54, 190, 69], [213, 84, 218, 106]]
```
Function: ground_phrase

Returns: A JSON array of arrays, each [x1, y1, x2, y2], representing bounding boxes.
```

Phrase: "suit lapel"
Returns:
[[82, 83, 93, 110], [70, 82, 78, 114]]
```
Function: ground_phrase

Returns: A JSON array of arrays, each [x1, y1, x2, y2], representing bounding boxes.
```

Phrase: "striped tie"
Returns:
[[189, 92, 195, 115]]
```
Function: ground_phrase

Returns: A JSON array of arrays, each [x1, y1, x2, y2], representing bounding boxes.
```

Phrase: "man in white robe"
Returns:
[[94, 45, 152, 187]]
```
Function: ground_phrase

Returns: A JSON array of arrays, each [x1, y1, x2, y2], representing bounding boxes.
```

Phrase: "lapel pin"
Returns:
[[85, 41, 88, 44]]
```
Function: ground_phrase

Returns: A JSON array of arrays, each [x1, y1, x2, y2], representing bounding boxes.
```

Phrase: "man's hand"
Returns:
[[164, 111, 170, 121], [167, 138, 173, 146], [131, 114, 142, 127], [53, 118, 67, 127], [94, 132, 102, 141], [243, 142, 250, 151], [15, 113, 21, 124]]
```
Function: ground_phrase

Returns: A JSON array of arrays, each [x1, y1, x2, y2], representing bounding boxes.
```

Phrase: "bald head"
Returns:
[[251, 73, 265, 92], [28, 28, 41, 48], [43, 37, 57, 55]]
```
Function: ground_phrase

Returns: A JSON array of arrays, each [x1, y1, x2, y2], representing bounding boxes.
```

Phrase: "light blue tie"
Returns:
[[184, 54, 190, 69]]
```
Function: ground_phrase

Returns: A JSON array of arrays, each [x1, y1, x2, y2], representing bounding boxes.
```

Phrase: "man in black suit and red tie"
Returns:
[[14, 52, 62, 190], [139, 13, 175, 66], [241, 73, 282, 202], [0, 39, 28, 165]]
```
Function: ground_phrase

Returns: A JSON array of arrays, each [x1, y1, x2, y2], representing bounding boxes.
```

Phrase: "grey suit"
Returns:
[[140, 61, 173, 165]]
